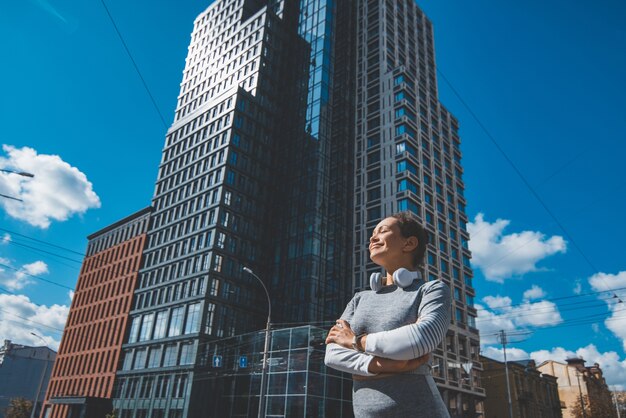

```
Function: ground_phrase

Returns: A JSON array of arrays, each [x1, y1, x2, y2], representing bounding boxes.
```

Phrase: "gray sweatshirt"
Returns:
[[325, 278, 451, 376]]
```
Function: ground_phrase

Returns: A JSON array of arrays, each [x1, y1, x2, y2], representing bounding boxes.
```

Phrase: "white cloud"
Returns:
[[531, 344, 626, 391], [68, 290, 75, 301], [1, 233, 10, 244], [483, 295, 512, 309], [573, 280, 582, 295], [482, 343, 626, 390], [523, 285, 546, 301], [0, 145, 100, 228], [0, 260, 49, 290], [477, 296, 563, 344], [588, 271, 626, 351], [0, 293, 68, 350], [482, 346, 531, 362], [467, 213, 567, 282]]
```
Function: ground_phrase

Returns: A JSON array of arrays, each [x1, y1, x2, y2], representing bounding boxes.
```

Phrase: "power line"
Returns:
[[0, 227, 85, 256], [436, 68, 608, 286], [6, 239, 83, 264], [0, 262, 74, 291], [0, 308, 65, 333], [98, 0, 168, 128]]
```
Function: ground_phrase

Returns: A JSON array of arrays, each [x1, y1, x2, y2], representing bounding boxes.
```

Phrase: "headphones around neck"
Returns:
[[369, 268, 421, 291]]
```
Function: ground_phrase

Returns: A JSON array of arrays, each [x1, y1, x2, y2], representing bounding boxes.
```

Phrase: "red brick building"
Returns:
[[42, 208, 151, 418]]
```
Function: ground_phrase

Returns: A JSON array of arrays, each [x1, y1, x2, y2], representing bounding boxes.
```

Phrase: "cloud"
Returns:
[[531, 344, 626, 391], [588, 271, 626, 351], [523, 285, 547, 301], [0, 145, 100, 228], [482, 346, 531, 362], [476, 296, 563, 344], [1, 233, 10, 244], [0, 260, 49, 290], [0, 293, 68, 350], [573, 280, 582, 295], [482, 344, 626, 390], [467, 213, 567, 282]]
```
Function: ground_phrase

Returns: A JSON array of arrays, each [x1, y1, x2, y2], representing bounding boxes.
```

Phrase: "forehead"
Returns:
[[373, 217, 399, 232]]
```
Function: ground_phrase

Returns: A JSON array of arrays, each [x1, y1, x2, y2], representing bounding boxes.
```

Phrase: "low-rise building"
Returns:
[[42, 207, 151, 418], [481, 355, 562, 418], [0, 339, 56, 418], [537, 357, 617, 418]]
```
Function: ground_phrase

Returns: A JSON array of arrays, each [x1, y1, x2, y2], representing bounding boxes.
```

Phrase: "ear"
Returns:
[[403, 236, 418, 253]]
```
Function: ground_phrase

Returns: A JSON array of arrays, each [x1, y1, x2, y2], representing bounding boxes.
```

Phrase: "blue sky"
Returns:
[[1, 0, 625, 388]]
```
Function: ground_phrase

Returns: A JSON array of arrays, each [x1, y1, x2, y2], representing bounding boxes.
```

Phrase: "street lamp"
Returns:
[[0, 169, 35, 178], [0, 168, 35, 202], [30, 333, 50, 418], [242, 267, 272, 418]]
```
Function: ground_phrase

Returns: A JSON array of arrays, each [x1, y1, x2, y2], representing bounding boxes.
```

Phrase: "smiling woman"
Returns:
[[325, 211, 451, 417]]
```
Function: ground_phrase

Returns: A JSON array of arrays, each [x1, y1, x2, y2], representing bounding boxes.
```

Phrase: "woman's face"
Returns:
[[369, 217, 411, 268]]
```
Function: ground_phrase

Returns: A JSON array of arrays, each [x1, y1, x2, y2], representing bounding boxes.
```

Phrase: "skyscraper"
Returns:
[[351, 1, 484, 414], [103, 0, 483, 416]]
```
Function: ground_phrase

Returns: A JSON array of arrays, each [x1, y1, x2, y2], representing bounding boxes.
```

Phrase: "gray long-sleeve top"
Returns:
[[325, 278, 451, 376]]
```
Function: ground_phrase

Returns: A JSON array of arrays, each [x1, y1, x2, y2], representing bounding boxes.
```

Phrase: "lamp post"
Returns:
[[0, 169, 35, 202], [0, 169, 35, 177], [243, 267, 272, 418], [30, 333, 50, 418]]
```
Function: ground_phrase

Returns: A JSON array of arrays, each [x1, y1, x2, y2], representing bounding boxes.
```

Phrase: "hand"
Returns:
[[325, 319, 356, 349]]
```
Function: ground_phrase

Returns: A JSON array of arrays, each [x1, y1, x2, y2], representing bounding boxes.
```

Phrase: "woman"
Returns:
[[325, 211, 451, 417]]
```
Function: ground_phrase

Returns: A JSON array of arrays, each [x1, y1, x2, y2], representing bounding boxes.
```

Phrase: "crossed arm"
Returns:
[[324, 280, 451, 376]]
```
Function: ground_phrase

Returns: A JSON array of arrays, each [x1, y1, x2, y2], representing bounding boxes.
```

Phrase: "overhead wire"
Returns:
[[436, 68, 619, 296], [98, 0, 168, 128]]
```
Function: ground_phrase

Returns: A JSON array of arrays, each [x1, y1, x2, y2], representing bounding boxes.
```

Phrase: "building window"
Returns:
[[180, 343, 195, 365], [139, 313, 154, 342], [168, 307, 185, 337], [163, 344, 178, 367], [153, 311, 168, 340], [185, 303, 201, 334], [398, 179, 418, 194], [128, 317, 141, 343]]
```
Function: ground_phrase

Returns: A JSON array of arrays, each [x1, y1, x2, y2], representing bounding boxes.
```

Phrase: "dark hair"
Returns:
[[391, 211, 428, 268]]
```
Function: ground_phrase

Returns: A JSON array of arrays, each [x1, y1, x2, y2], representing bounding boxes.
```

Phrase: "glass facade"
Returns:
[[199, 326, 352, 417]]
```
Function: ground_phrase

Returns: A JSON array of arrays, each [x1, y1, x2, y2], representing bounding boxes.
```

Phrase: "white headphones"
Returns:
[[369, 268, 421, 291]]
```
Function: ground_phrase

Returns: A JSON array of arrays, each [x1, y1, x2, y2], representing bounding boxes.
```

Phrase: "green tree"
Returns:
[[4, 397, 33, 418], [570, 394, 617, 418]]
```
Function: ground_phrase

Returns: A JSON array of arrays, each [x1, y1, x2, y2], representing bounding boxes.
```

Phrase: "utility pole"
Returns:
[[613, 388, 622, 418], [499, 330, 514, 418]]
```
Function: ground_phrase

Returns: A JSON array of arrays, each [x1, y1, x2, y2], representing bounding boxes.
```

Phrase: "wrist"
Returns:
[[353, 333, 367, 352]]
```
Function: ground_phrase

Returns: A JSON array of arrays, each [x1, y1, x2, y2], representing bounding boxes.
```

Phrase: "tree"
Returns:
[[570, 394, 618, 418], [105, 410, 118, 418], [4, 397, 33, 418]]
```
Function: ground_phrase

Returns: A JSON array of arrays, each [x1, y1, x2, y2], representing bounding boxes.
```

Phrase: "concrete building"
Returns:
[[41, 208, 151, 418], [481, 356, 562, 418], [351, 1, 484, 414], [0, 340, 56, 418], [538, 357, 617, 418]]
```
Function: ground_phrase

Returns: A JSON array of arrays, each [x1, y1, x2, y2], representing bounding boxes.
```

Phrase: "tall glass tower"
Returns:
[[112, 0, 355, 416]]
